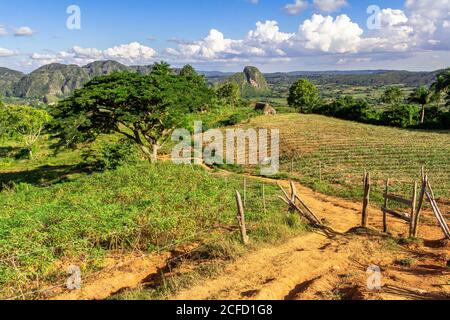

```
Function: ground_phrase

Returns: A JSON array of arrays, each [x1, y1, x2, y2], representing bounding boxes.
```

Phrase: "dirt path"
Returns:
[[172, 175, 449, 300], [51, 171, 449, 300]]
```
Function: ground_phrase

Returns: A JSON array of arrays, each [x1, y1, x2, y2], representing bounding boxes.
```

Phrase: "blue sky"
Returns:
[[1, 0, 449, 72]]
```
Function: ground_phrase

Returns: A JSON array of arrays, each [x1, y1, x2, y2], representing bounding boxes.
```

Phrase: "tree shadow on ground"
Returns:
[[0, 164, 91, 189], [0, 146, 21, 158], [382, 284, 450, 300]]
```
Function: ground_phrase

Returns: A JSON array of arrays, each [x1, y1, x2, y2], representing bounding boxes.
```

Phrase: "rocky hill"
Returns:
[[0, 67, 25, 97], [13, 64, 91, 103], [224, 66, 270, 97], [6, 60, 156, 102], [83, 60, 129, 77]]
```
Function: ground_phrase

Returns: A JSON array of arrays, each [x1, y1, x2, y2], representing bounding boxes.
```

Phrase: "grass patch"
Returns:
[[395, 257, 416, 267], [0, 161, 300, 299], [235, 114, 450, 207]]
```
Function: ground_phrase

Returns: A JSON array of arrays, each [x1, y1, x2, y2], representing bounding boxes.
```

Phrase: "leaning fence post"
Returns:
[[383, 178, 390, 233], [413, 175, 428, 238], [409, 182, 418, 238], [362, 172, 371, 228], [262, 183, 267, 215], [235, 191, 249, 245]]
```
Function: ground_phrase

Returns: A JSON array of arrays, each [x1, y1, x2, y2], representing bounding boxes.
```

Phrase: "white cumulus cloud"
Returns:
[[14, 26, 36, 37], [313, 0, 348, 13], [297, 14, 363, 53], [0, 26, 7, 36], [30, 42, 158, 67], [283, 0, 309, 15], [0, 48, 16, 57]]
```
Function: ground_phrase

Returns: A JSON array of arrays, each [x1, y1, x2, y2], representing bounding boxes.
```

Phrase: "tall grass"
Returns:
[[0, 161, 296, 298]]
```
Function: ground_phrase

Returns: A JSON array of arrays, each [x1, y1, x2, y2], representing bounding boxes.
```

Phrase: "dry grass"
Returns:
[[238, 114, 450, 206]]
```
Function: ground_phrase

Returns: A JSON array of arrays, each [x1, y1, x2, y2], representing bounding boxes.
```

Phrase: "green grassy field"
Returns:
[[0, 160, 301, 299]]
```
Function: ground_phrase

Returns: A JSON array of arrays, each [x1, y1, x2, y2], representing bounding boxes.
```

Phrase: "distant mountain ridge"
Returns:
[[0, 60, 443, 102], [0, 67, 25, 97]]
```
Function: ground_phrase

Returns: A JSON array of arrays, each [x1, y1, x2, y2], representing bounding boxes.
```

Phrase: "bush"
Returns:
[[313, 96, 380, 124], [82, 138, 140, 171], [379, 104, 420, 128], [419, 106, 450, 129]]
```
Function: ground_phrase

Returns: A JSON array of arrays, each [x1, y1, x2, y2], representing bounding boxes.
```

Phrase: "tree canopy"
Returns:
[[288, 79, 321, 113], [382, 86, 404, 105], [408, 86, 438, 124], [0, 105, 51, 158], [49, 62, 213, 162], [217, 82, 241, 107], [433, 68, 450, 107]]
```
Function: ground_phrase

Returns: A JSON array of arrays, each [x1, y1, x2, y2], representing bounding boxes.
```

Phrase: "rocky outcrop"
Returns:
[[0, 67, 25, 97], [224, 66, 270, 97]]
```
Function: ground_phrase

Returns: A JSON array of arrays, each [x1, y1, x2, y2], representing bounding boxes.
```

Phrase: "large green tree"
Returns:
[[288, 79, 321, 113], [408, 86, 438, 124], [0, 105, 51, 158], [382, 86, 404, 105], [433, 68, 450, 108], [49, 62, 213, 162]]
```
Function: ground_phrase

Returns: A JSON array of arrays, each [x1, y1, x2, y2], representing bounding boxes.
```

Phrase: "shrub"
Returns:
[[379, 104, 420, 128], [82, 138, 140, 171]]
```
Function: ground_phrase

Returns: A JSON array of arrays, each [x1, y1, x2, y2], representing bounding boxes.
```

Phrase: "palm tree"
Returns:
[[408, 86, 437, 124]]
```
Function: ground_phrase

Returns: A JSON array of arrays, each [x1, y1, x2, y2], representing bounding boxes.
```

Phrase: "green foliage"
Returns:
[[81, 138, 139, 171], [433, 68, 450, 107], [314, 96, 378, 123], [0, 95, 4, 108], [217, 82, 241, 107], [0, 105, 51, 158], [179, 64, 197, 78], [0, 162, 291, 296], [310, 91, 448, 129], [288, 79, 321, 113], [379, 104, 420, 128], [382, 86, 404, 104], [408, 86, 439, 124], [49, 62, 213, 161]]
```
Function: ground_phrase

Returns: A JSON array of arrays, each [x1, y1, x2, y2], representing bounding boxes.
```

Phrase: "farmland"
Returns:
[[236, 114, 450, 206]]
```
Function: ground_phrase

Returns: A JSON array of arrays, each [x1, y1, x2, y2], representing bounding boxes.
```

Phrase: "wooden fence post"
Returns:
[[235, 191, 249, 245], [409, 182, 418, 238], [383, 179, 390, 233], [413, 175, 428, 238], [362, 172, 371, 228], [426, 181, 450, 240], [243, 178, 247, 208], [262, 183, 267, 215], [319, 161, 322, 182]]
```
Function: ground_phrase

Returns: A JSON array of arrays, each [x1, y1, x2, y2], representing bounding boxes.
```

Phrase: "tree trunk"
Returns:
[[151, 144, 160, 163], [139, 145, 153, 162], [420, 104, 426, 124]]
